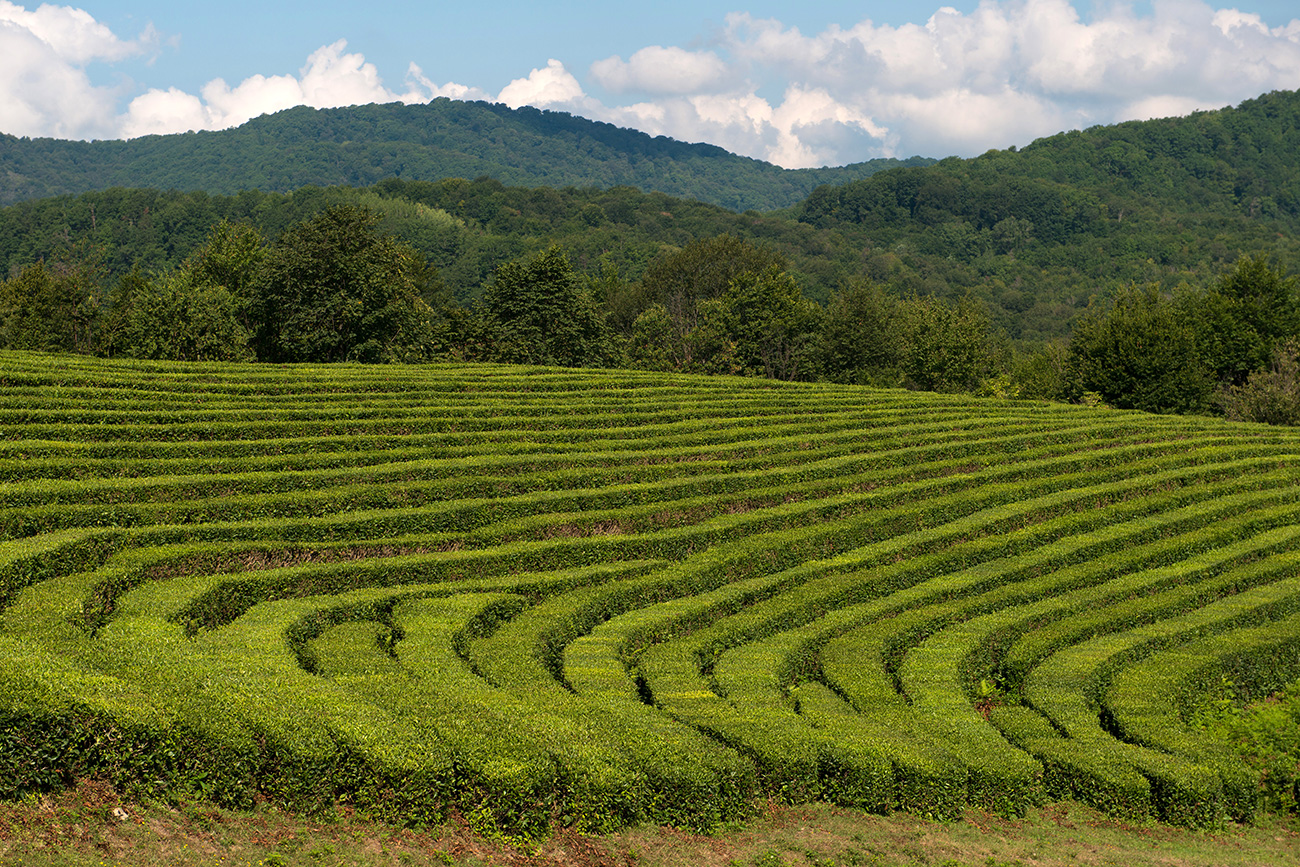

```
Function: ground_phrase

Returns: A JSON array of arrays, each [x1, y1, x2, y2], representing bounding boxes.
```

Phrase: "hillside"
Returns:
[[3, 89, 1300, 347], [1, 353, 1298, 837], [794, 88, 1300, 340], [0, 99, 932, 212]]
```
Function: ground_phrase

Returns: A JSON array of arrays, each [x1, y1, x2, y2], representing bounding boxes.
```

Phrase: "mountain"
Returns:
[[0, 99, 932, 212]]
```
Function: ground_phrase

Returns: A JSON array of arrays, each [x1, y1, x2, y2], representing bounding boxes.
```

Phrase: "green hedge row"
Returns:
[[1020, 566, 1300, 825], [8, 353, 1300, 834], [1101, 611, 1300, 821]]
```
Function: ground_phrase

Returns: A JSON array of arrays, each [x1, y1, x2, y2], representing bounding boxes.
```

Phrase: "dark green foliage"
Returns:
[[186, 219, 267, 303], [0, 100, 931, 212], [624, 235, 820, 379], [798, 90, 1300, 340], [719, 266, 823, 381], [5, 90, 1300, 405], [250, 206, 439, 363], [898, 295, 998, 393], [1222, 340, 1300, 426], [109, 271, 252, 362], [1009, 343, 1070, 401], [818, 284, 998, 392], [476, 245, 616, 367], [1065, 285, 1213, 413], [0, 250, 104, 354], [1194, 672, 1300, 816], [100, 221, 266, 362], [1189, 256, 1300, 385], [636, 234, 790, 326], [0, 180, 855, 315], [817, 281, 905, 387]]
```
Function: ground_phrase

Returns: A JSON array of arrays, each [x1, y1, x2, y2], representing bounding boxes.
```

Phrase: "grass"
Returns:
[[1, 783, 1296, 867]]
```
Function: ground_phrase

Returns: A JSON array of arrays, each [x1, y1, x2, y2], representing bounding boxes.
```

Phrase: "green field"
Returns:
[[2, 352, 1299, 840]]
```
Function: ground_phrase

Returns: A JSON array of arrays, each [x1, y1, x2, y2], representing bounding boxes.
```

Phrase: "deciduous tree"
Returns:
[[1066, 284, 1212, 414], [250, 206, 438, 363], [478, 245, 616, 367]]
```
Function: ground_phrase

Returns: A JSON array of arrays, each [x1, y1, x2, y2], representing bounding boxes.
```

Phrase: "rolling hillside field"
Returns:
[[2, 352, 1299, 841]]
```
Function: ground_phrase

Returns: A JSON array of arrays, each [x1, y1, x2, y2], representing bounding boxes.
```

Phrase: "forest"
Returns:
[[0, 99, 932, 212], [2, 88, 1300, 424]]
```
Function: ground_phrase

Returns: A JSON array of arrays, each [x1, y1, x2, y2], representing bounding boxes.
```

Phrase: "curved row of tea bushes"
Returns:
[[1100, 611, 1300, 820], [4, 352, 1300, 832], [637, 471, 1300, 817]]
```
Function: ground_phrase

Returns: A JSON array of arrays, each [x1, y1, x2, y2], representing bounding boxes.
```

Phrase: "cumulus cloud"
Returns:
[[687, 0, 1300, 164], [0, 0, 152, 63], [0, 4, 486, 140], [591, 46, 731, 95], [122, 40, 449, 137], [497, 59, 587, 109], [498, 1, 1300, 168], [0, 1, 157, 137]]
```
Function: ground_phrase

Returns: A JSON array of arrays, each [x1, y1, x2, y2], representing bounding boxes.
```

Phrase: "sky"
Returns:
[[1, 1, 1299, 168]]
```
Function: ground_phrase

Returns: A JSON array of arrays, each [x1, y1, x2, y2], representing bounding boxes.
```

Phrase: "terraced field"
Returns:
[[2, 352, 1299, 837]]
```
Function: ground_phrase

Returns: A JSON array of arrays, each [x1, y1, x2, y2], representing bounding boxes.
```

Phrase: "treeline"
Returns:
[[0, 180, 862, 310], [3, 163, 1297, 351], [0, 99, 931, 212], [6, 202, 1300, 427], [796, 89, 1300, 342], [0, 206, 995, 391]]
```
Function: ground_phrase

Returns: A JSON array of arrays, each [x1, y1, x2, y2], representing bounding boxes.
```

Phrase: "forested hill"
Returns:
[[0, 99, 932, 212], [800, 88, 1300, 236], [790, 88, 1300, 340], [4, 88, 1300, 347]]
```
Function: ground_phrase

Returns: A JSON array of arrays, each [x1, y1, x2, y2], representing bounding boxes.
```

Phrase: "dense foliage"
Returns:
[[798, 89, 1300, 339], [1193, 676, 1300, 816], [0, 100, 931, 212]]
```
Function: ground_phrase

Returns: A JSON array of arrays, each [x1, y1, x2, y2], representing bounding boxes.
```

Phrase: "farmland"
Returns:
[[1, 352, 1299, 842]]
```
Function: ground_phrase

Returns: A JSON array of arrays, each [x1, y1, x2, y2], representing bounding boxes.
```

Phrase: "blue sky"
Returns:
[[3, 1, 1299, 167]]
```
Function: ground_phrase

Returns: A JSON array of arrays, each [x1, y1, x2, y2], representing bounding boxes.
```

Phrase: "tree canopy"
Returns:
[[251, 206, 438, 363]]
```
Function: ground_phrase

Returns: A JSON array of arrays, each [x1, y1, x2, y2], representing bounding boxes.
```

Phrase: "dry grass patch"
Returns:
[[2, 789, 1296, 867]]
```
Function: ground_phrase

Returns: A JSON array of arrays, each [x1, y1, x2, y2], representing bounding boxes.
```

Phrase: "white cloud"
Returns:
[[591, 46, 731, 95], [497, 59, 587, 109], [682, 0, 1300, 163], [0, 0, 153, 62], [0, 2, 156, 138], [406, 63, 491, 102], [484, 0, 1300, 169], [122, 40, 443, 137]]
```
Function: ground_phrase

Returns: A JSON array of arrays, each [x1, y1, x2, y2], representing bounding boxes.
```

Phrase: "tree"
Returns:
[[185, 220, 266, 309], [1187, 255, 1300, 385], [0, 244, 105, 354], [635, 234, 788, 339], [818, 280, 905, 386], [110, 270, 253, 362], [1009, 342, 1069, 401], [1065, 284, 1213, 414], [898, 295, 997, 393], [250, 206, 438, 363], [1222, 340, 1300, 425], [720, 266, 822, 381], [627, 304, 678, 372], [477, 245, 616, 367]]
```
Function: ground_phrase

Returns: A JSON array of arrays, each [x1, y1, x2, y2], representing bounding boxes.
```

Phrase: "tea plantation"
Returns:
[[2, 352, 1298, 836]]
